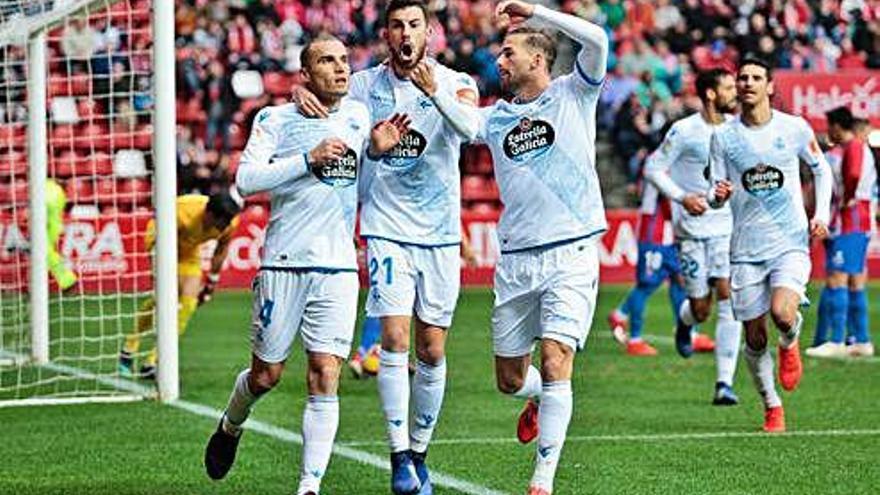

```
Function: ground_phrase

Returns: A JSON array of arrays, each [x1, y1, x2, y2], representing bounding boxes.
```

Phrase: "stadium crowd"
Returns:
[[47, 0, 880, 200]]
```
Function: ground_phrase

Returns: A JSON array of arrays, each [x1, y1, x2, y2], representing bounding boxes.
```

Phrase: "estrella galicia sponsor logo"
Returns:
[[315, 147, 358, 187], [503, 117, 555, 161], [382, 129, 427, 168], [741, 163, 783, 196]]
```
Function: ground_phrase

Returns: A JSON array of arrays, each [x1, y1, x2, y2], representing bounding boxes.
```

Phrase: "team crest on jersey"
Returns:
[[315, 147, 358, 187], [742, 163, 784, 196], [503, 117, 555, 161], [382, 129, 427, 168], [774, 137, 786, 150]]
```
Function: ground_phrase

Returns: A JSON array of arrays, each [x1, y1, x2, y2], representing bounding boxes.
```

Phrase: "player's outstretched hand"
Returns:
[[308, 138, 348, 167], [495, 0, 535, 28], [810, 218, 829, 240], [682, 193, 709, 215], [411, 62, 437, 97], [712, 179, 733, 204], [370, 113, 411, 156], [292, 86, 329, 119], [198, 282, 215, 306]]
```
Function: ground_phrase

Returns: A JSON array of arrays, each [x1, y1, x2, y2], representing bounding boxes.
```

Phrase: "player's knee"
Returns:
[[380, 325, 410, 353], [744, 322, 768, 350], [691, 299, 711, 322], [540, 348, 573, 382], [249, 368, 282, 394], [307, 362, 340, 395], [769, 301, 796, 331], [415, 341, 445, 365], [496, 373, 524, 395]]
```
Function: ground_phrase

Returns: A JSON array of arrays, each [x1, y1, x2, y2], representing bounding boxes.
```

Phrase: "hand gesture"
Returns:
[[198, 281, 215, 306], [308, 138, 348, 168], [810, 218, 829, 240], [712, 179, 733, 204], [292, 86, 329, 119], [681, 193, 709, 216], [495, 0, 535, 28], [411, 61, 437, 97], [370, 113, 411, 156]]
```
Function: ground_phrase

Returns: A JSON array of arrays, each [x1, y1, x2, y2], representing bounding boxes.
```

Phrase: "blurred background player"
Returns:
[[480, 2, 608, 493], [118, 190, 242, 379], [203, 34, 408, 495], [607, 179, 687, 356], [46, 178, 77, 292], [709, 58, 832, 432], [644, 68, 741, 405], [808, 107, 876, 358]]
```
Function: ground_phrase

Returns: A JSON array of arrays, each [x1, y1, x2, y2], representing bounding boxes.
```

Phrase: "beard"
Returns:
[[391, 40, 427, 69]]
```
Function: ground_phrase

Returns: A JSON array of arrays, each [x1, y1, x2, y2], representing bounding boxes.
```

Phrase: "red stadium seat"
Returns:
[[119, 178, 151, 205], [228, 123, 248, 150], [468, 202, 499, 216], [461, 175, 487, 201], [263, 72, 293, 97], [94, 177, 117, 204], [65, 177, 95, 203], [0, 124, 26, 149], [50, 150, 79, 178], [0, 151, 27, 177], [76, 122, 111, 151]]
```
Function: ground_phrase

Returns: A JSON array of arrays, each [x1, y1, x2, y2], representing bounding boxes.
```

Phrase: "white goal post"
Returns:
[[0, 0, 177, 405]]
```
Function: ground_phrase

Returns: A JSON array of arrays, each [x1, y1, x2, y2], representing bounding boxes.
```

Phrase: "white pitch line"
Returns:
[[21, 356, 510, 495], [338, 428, 880, 448]]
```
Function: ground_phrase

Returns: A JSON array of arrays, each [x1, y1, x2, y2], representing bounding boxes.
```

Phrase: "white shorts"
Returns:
[[250, 269, 359, 363], [729, 250, 811, 322], [492, 238, 600, 357], [364, 238, 460, 328], [678, 236, 731, 298]]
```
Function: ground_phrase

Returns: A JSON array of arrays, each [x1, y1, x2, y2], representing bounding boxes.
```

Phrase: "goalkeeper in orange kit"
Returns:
[[119, 190, 242, 379]]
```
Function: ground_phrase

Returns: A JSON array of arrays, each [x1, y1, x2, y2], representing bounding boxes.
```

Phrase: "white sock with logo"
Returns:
[[531, 381, 572, 492], [298, 395, 339, 495], [378, 349, 410, 453]]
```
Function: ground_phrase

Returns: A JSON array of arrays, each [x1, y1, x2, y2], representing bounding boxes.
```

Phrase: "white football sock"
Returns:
[[531, 381, 572, 492], [715, 299, 742, 386], [513, 365, 542, 400], [679, 299, 697, 327], [298, 395, 339, 495], [410, 358, 447, 454], [743, 345, 781, 409], [222, 369, 259, 436], [779, 311, 802, 349], [378, 349, 410, 453]]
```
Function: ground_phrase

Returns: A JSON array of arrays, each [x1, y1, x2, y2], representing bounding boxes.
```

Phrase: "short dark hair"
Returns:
[[506, 27, 557, 72], [384, 0, 429, 27], [695, 68, 732, 103], [206, 190, 242, 226], [826, 106, 855, 131], [738, 56, 773, 81], [299, 34, 342, 71]]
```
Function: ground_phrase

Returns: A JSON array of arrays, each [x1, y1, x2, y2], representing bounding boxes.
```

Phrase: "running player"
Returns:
[[644, 68, 742, 404], [708, 58, 832, 432], [479, 2, 607, 493], [607, 179, 687, 356], [294, 1, 480, 492], [202, 35, 408, 494], [119, 189, 241, 379], [807, 106, 875, 358]]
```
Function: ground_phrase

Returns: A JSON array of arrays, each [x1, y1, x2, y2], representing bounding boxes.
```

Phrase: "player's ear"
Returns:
[[766, 80, 774, 97], [381, 27, 389, 44]]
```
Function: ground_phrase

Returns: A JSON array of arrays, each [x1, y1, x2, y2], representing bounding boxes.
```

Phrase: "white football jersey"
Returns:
[[644, 113, 733, 239], [478, 72, 607, 252], [709, 110, 831, 263], [237, 99, 372, 270], [351, 61, 478, 246]]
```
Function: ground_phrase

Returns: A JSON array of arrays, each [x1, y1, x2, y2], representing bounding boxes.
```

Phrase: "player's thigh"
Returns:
[[540, 239, 600, 353], [300, 271, 360, 359], [831, 233, 870, 276], [706, 235, 732, 286], [250, 270, 305, 364], [636, 242, 670, 288], [492, 252, 541, 359], [678, 239, 710, 299], [768, 251, 811, 307], [179, 274, 202, 298], [729, 261, 771, 322], [413, 244, 461, 329], [365, 239, 417, 318]]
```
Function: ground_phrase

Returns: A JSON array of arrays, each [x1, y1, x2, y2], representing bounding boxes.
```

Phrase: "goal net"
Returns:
[[0, 0, 176, 406]]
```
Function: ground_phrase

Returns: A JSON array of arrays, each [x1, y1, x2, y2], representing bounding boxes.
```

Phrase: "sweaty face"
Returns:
[[303, 40, 351, 99], [713, 74, 738, 113], [497, 35, 534, 94], [736, 64, 772, 107], [384, 6, 428, 69]]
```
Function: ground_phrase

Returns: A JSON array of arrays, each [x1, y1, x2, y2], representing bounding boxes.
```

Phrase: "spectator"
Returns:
[[203, 61, 236, 153], [60, 18, 96, 73]]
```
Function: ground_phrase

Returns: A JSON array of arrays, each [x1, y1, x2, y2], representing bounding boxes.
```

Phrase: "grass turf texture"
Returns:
[[1, 284, 878, 494]]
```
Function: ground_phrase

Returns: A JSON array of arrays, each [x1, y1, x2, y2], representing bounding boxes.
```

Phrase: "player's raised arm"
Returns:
[[798, 122, 832, 237], [707, 131, 732, 208], [410, 61, 481, 141], [499, 0, 608, 84]]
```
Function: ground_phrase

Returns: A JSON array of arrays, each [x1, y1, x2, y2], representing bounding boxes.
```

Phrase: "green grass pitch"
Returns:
[[1, 284, 878, 494]]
